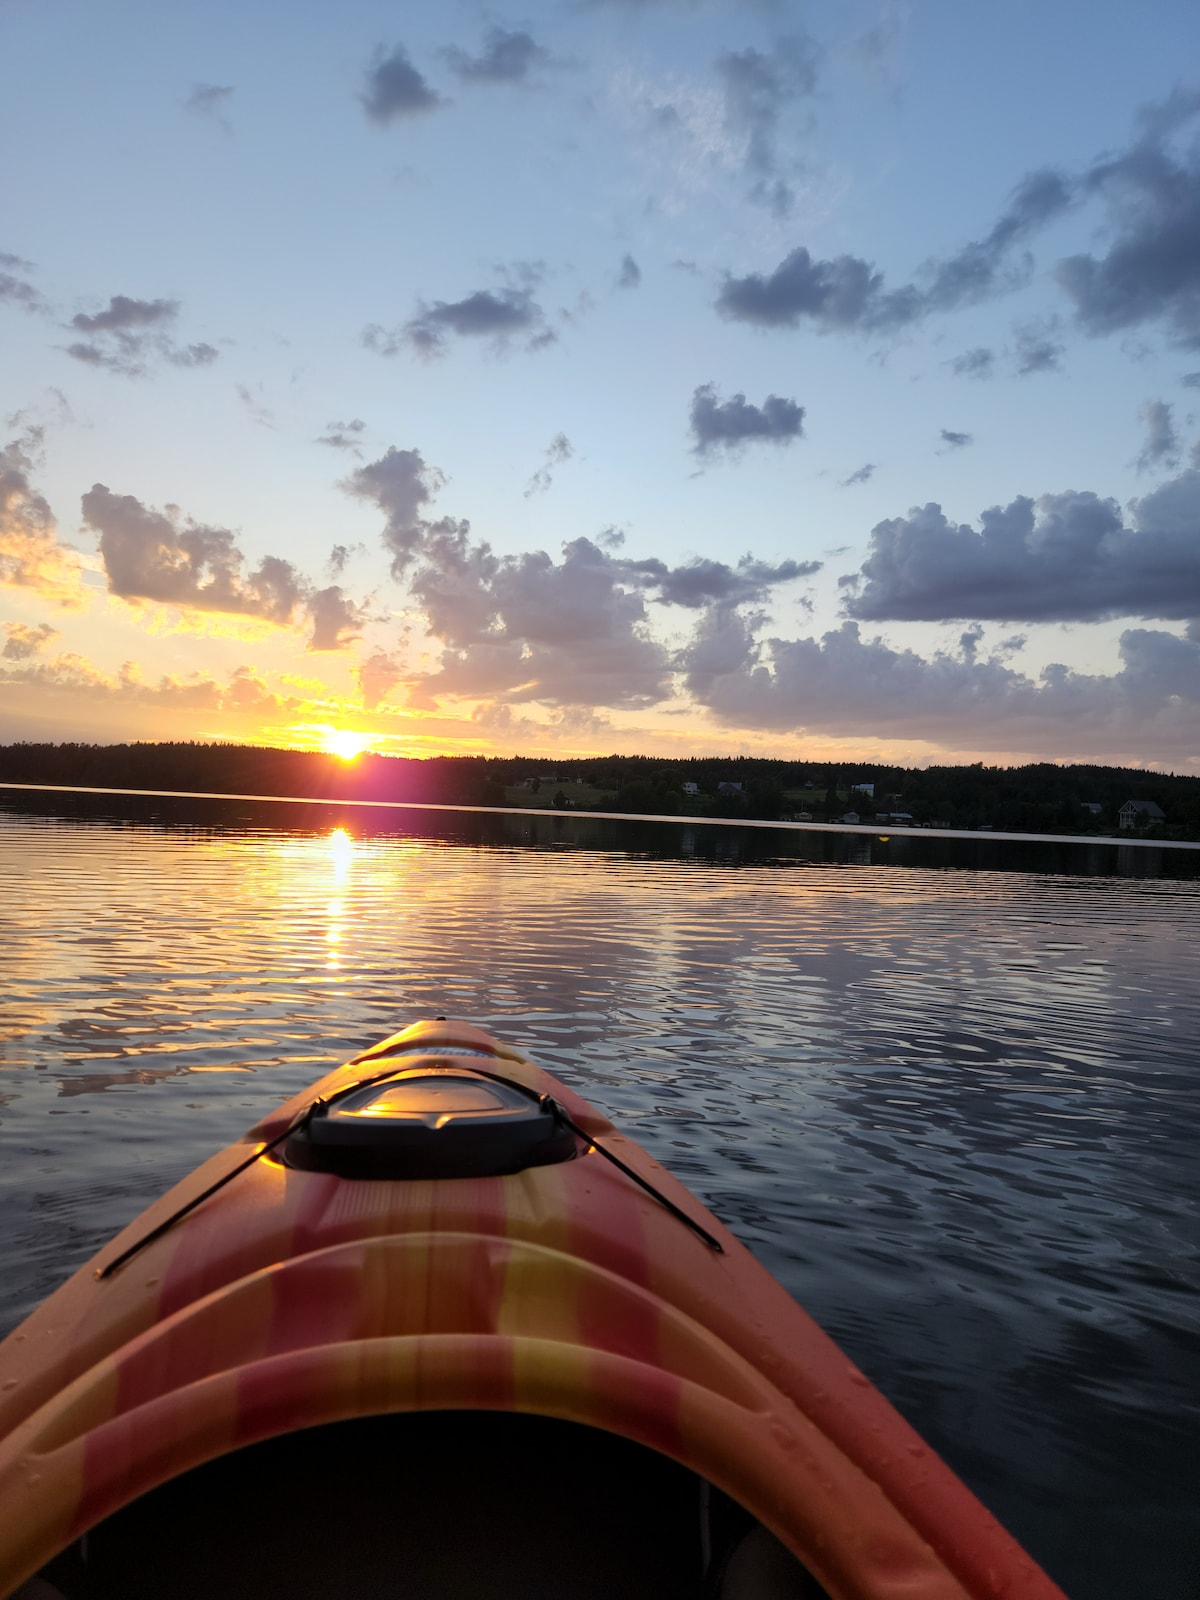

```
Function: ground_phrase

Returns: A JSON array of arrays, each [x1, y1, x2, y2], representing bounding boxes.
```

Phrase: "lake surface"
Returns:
[[1, 795, 1197, 1599]]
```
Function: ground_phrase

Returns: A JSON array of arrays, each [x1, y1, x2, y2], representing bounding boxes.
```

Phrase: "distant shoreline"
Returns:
[[3, 780, 1195, 851]]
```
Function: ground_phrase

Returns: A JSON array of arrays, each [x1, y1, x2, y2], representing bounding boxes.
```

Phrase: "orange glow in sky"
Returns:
[[324, 729, 371, 761]]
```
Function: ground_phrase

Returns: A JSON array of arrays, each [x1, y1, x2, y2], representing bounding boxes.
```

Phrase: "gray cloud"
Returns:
[[65, 296, 217, 376], [923, 169, 1074, 312], [618, 254, 642, 289], [1183, 372, 1200, 388], [185, 84, 234, 127], [841, 463, 1200, 623], [80, 484, 363, 648], [716, 245, 906, 332], [343, 446, 445, 574], [689, 382, 805, 454], [618, 552, 820, 609], [1058, 86, 1200, 346], [0, 252, 46, 316], [841, 463, 876, 487], [365, 284, 549, 359], [362, 44, 442, 124], [678, 608, 1200, 758], [715, 35, 820, 216], [1136, 399, 1179, 473], [3, 621, 58, 660], [327, 543, 363, 576], [444, 28, 546, 85], [939, 429, 972, 450], [1013, 321, 1064, 374], [346, 448, 819, 710], [317, 418, 367, 453], [950, 347, 995, 379], [524, 433, 573, 497]]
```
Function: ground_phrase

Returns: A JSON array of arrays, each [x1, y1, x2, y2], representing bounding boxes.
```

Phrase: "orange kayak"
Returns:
[[0, 1019, 1066, 1599]]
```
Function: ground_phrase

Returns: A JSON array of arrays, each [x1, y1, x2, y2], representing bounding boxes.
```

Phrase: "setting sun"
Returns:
[[324, 729, 371, 761]]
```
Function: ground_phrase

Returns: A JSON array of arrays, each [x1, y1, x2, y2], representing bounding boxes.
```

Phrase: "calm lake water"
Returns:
[[1, 794, 1197, 1599]]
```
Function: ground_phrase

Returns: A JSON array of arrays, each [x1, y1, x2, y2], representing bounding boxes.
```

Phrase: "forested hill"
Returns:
[[1, 742, 1198, 840]]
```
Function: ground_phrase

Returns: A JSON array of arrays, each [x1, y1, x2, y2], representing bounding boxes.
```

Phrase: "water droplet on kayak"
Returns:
[[1, 1379, 17, 1391]]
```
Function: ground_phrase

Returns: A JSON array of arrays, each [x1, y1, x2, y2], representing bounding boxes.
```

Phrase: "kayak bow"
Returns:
[[0, 1019, 1066, 1599]]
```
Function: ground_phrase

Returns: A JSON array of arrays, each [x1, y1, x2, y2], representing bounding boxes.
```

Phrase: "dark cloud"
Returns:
[[343, 446, 445, 574], [716, 245, 910, 332], [841, 464, 876, 487], [365, 284, 548, 359], [678, 608, 1200, 758], [1058, 86, 1200, 346], [80, 484, 363, 648], [444, 28, 546, 85], [317, 418, 367, 453], [185, 84, 234, 127], [361, 44, 443, 124], [0, 433, 86, 605], [715, 35, 820, 216], [72, 296, 176, 334], [1013, 321, 1064, 374], [841, 464, 1200, 623], [326, 543, 363, 577], [618, 553, 820, 609], [1136, 399, 1179, 473], [0, 253, 46, 316], [524, 433, 573, 498], [950, 347, 995, 379], [923, 169, 1074, 311], [689, 382, 805, 454], [618, 254, 642, 289], [939, 429, 972, 450], [3, 621, 58, 660], [1182, 372, 1200, 388], [65, 296, 217, 376]]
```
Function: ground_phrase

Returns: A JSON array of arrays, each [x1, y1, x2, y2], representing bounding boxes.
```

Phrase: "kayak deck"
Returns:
[[0, 1019, 1067, 1600]]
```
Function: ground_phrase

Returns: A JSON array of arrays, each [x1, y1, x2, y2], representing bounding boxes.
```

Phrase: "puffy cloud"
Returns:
[[617, 254, 641, 290], [842, 464, 1200, 623], [939, 429, 972, 450], [361, 44, 442, 124], [66, 295, 218, 376], [679, 610, 1200, 758], [0, 252, 46, 316], [841, 464, 876, 487], [689, 383, 804, 454], [3, 621, 58, 660], [1058, 87, 1200, 346], [444, 28, 546, 85], [714, 35, 820, 216], [0, 434, 88, 606], [1136, 399, 1179, 472], [524, 433, 573, 497], [366, 284, 549, 360], [716, 245, 910, 332], [80, 483, 364, 648], [343, 446, 445, 574]]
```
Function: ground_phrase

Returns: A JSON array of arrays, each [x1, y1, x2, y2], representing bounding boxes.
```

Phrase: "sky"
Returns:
[[3, 0, 1200, 771]]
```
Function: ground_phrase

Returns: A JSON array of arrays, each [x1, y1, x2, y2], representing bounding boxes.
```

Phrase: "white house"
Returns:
[[681, 782, 698, 796], [1119, 800, 1165, 829]]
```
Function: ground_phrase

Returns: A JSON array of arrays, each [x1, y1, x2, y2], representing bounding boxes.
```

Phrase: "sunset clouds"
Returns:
[[2, 4, 1198, 768]]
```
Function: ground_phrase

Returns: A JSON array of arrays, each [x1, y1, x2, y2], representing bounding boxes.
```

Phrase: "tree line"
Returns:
[[1, 742, 1197, 839]]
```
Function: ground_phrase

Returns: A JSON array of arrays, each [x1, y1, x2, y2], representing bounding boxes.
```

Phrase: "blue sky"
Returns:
[[3, 0, 1200, 769]]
